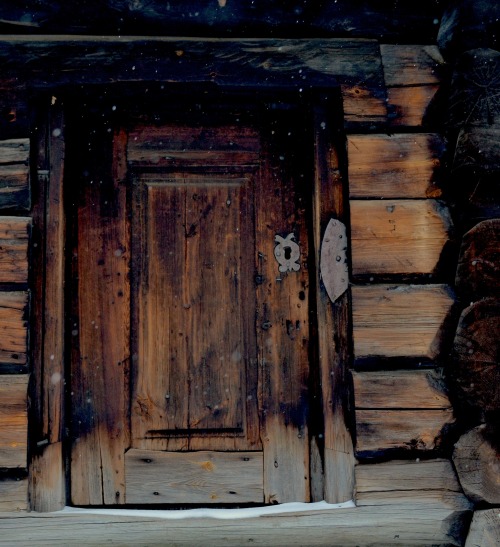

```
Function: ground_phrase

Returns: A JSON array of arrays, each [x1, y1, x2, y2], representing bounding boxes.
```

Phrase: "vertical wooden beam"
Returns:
[[29, 98, 66, 511], [312, 104, 355, 503]]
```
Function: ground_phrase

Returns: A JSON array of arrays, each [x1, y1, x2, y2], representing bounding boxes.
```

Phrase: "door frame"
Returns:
[[25, 38, 364, 510]]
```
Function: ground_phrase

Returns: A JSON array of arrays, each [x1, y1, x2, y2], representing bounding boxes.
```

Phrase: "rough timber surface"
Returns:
[[0, 375, 28, 468], [0, 498, 471, 546], [465, 509, 500, 547]]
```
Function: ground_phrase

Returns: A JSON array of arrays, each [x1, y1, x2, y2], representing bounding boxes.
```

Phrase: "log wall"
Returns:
[[0, 7, 496, 541], [0, 116, 30, 511]]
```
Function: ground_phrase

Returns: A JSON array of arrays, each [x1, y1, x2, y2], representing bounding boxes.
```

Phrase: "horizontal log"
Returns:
[[0, 2, 443, 42], [0, 501, 471, 546], [350, 199, 452, 275], [356, 409, 454, 455], [380, 45, 443, 87], [0, 139, 30, 211], [450, 298, 500, 418], [352, 284, 455, 361], [0, 291, 28, 365], [0, 217, 30, 284], [465, 509, 500, 547], [352, 370, 451, 409], [456, 219, 500, 297], [125, 449, 263, 504], [348, 134, 445, 198], [386, 85, 440, 127], [0, 477, 27, 511], [0, 375, 28, 468], [453, 425, 500, 505], [355, 459, 461, 494]]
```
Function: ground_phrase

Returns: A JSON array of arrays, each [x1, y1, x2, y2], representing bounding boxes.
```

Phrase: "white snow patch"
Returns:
[[61, 500, 355, 520]]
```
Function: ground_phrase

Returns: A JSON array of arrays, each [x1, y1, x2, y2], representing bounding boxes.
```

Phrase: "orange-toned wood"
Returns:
[[0, 291, 28, 365], [70, 127, 129, 505], [131, 170, 260, 453], [348, 134, 445, 199], [0, 217, 30, 284], [0, 375, 28, 468]]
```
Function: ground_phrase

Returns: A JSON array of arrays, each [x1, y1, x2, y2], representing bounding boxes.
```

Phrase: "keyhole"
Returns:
[[284, 246, 292, 260]]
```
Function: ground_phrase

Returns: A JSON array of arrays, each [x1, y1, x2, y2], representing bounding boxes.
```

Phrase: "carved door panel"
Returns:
[[69, 110, 312, 505]]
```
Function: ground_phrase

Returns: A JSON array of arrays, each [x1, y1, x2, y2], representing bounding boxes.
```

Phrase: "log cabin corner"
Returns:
[[0, 1, 499, 545]]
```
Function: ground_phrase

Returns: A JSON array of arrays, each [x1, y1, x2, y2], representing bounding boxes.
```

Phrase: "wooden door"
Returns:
[[69, 108, 312, 505]]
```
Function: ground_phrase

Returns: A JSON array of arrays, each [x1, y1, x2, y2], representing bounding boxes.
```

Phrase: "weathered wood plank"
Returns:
[[0, 291, 28, 365], [355, 459, 462, 494], [450, 298, 500, 419], [356, 409, 454, 454], [386, 85, 440, 127], [456, 219, 500, 297], [453, 126, 500, 174], [0, 165, 30, 211], [348, 134, 445, 198], [70, 125, 129, 506], [312, 107, 354, 503], [352, 370, 451, 409], [465, 509, 500, 547], [28, 101, 66, 512], [350, 199, 452, 275], [0, 502, 471, 547], [453, 425, 500, 504], [381, 45, 443, 87], [0, 375, 28, 468], [0, 139, 29, 164], [352, 284, 455, 361], [255, 116, 310, 503], [0, 216, 29, 284], [125, 449, 263, 504], [0, 477, 27, 511], [0, 2, 444, 41]]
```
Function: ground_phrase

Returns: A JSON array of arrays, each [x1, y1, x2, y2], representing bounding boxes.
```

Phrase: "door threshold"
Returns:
[[61, 500, 355, 520]]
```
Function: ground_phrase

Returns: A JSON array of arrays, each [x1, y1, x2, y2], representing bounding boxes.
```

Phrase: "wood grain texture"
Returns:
[[453, 126, 500, 174], [0, 138, 30, 211], [255, 117, 311, 503], [381, 45, 443, 87], [0, 477, 27, 511], [355, 459, 462, 494], [356, 409, 454, 454], [130, 124, 260, 454], [350, 199, 453, 275], [70, 127, 129, 506], [386, 85, 440, 127], [0, 1, 444, 41], [352, 370, 451, 409], [313, 108, 354, 503], [0, 216, 29, 284], [125, 449, 263, 504], [0, 502, 471, 547], [0, 375, 28, 468], [0, 291, 28, 365], [348, 134, 445, 199], [28, 102, 66, 511], [352, 284, 455, 361], [453, 425, 500, 504], [0, 37, 384, 107], [450, 298, 500, 418], [465, 509, 500, 547], [456, 219, 500, 297]]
